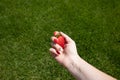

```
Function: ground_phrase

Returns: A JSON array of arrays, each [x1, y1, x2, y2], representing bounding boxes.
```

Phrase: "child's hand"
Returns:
[[49, 32, 79, 67]]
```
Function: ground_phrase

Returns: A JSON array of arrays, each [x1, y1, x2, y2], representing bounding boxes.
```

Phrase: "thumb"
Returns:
[[60, 32, 73, 43]]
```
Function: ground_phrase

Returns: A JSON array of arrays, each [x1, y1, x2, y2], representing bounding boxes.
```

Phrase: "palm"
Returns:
[[55, 44, 77, 66]]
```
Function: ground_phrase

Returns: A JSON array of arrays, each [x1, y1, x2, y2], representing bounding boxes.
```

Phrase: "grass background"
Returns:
[[0, 0, 120, 80]]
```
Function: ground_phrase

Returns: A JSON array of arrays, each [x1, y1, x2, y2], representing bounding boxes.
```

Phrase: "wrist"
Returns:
[[64, 54, 83, 80], [64, 54, 81, 69]]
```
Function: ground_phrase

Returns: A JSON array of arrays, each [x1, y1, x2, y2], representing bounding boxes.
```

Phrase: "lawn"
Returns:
[[0, 0, 120, 80]]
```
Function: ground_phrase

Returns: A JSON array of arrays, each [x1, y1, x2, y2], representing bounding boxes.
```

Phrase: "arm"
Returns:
[[49, 32, 116, 80], [65, 55, 116, 80]]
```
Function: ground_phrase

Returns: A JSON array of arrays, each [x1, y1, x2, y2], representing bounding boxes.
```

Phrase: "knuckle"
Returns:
[[71, 40, 75, 44]]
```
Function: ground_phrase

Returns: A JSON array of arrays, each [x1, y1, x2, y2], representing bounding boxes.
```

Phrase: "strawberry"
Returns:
[[53, 31, 65, 48]]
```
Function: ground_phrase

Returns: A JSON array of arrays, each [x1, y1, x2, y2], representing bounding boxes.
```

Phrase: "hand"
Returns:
[[49, 32, 79, 67], [49, 32, 116, 80]]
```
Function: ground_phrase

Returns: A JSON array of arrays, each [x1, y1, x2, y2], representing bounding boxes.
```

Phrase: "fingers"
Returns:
[[60, 32, 73, 43], [52, 31, 73, 44], [49, 43, 63, 57], [51, 36, 57, 42], [49, 48, 58, 57], [51, 36, 64, 55], [51, 43, 63, 52]]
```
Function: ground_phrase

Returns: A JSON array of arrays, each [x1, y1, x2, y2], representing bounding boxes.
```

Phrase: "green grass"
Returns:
[[0, 0, 120, 79]]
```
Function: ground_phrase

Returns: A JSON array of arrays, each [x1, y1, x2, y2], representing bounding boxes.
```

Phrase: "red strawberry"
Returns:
[[53, 31, 65, 48]]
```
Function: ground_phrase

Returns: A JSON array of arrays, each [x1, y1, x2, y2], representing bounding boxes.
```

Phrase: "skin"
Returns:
[[49, 32, 116, 80]]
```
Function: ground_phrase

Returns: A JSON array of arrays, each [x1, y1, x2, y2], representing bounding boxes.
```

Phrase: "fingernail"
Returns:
[[49, 48, 53, 50], [58, 48, 63, 52], [60, 32, 63, 34], [56, 50, 60, 54]]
